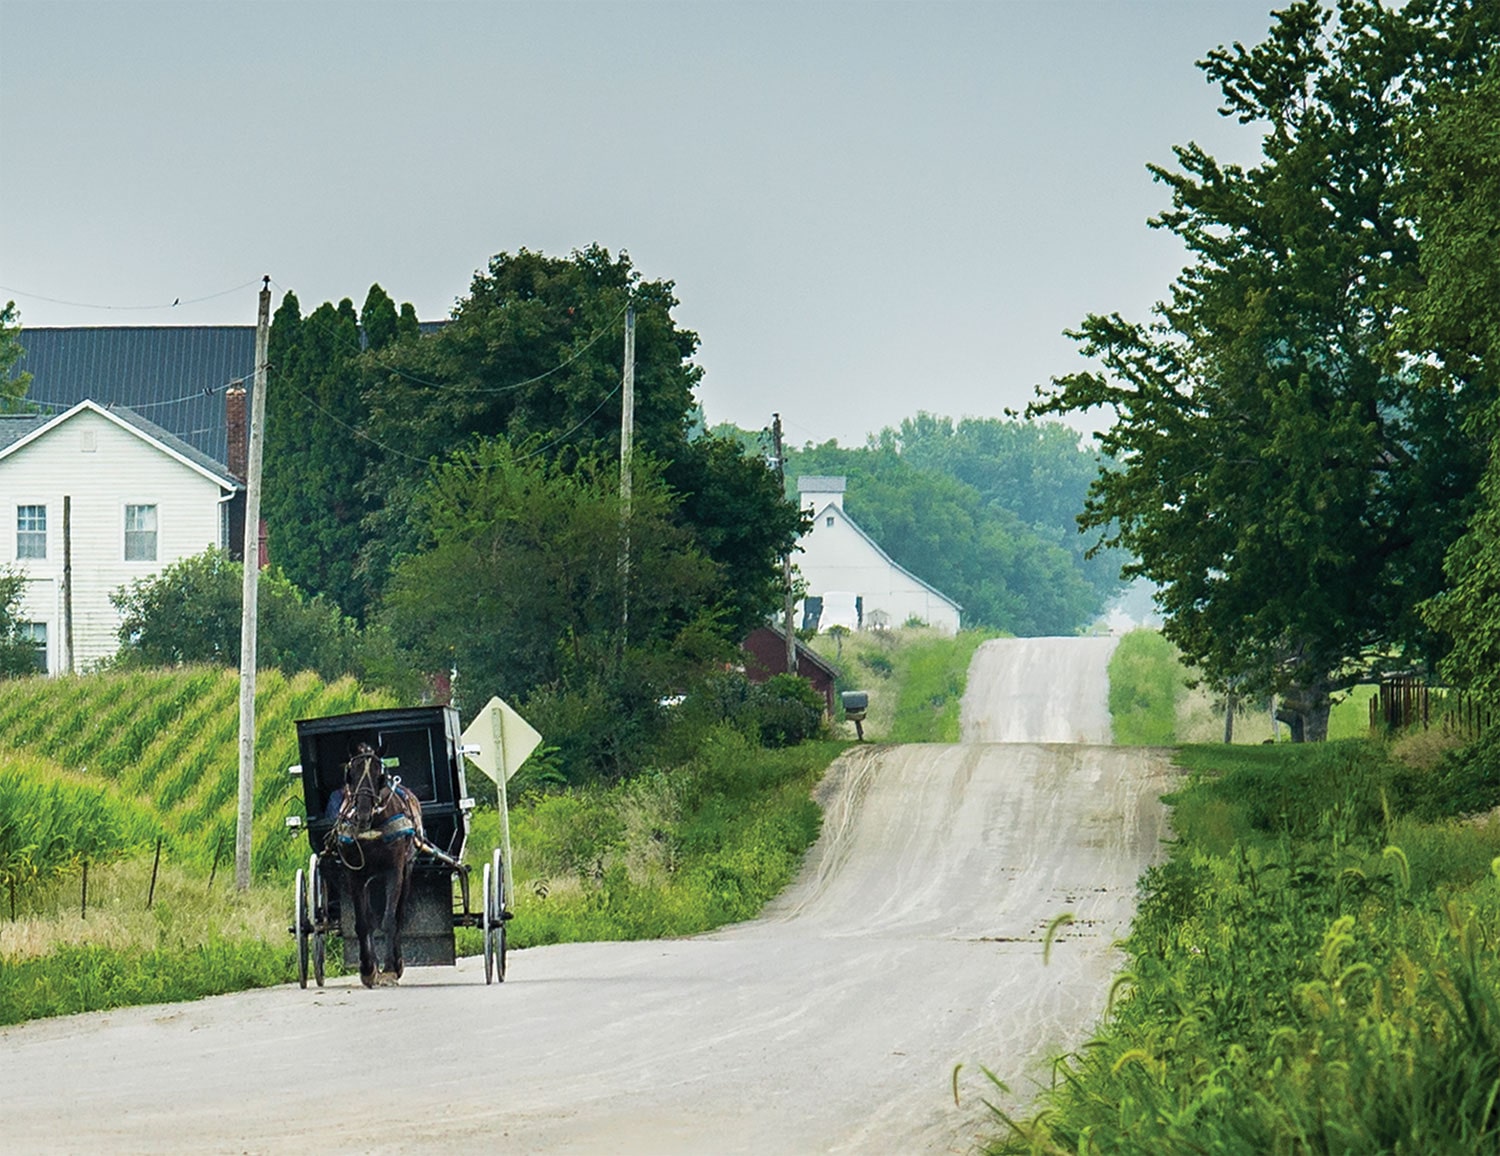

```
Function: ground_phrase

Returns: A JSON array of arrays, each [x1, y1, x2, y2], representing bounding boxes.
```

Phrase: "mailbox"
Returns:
[[841, 691, 869, 741]]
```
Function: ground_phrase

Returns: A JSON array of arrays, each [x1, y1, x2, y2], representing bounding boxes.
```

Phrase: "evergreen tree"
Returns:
[[0, 301, 33, 414], [265, 286, 416, 621]]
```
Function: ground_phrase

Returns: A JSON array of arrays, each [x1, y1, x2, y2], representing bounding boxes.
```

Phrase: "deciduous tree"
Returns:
[[381, 442, 727, 777], [1028, 0, 1500, 739], [362, 246, 801, 637], [1411, 63, 1500, 702]]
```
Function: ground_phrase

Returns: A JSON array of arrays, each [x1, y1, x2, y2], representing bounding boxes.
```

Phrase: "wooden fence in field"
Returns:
[[1369, 676, 1494, 739]]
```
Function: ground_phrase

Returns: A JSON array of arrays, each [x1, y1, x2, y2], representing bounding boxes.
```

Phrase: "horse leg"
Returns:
[[355, 875, 378, 988], [389, 853, 414, 981]]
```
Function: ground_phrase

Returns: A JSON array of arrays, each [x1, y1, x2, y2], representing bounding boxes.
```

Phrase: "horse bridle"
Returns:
[[346, 747, 392, 819]]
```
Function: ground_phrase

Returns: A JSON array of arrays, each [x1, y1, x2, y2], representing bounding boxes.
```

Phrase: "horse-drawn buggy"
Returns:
[[285, 705, 509, 987]]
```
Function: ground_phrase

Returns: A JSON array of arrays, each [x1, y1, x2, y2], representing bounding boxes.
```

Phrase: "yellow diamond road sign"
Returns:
[[460, 696, 543, 783]]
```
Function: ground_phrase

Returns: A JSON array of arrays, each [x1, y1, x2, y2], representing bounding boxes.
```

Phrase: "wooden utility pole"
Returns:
[[619, 306, 635, 633], [61, 495, 73, 674], [235, 276, 271, 892], [772, 414, 796, 676]]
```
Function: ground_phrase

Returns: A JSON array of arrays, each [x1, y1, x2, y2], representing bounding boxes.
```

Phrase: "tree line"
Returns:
[[1027, 0, 1500, 740], [113, 246, 807, 779]]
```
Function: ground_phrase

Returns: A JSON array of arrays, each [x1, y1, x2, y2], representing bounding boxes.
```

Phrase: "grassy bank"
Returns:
[[885, 630, 995, 742], [986, 737, 1500, 1154], [1107, 629, 1184, 745], [0, 856, 295, 1023], [462, 728, 841, 948]]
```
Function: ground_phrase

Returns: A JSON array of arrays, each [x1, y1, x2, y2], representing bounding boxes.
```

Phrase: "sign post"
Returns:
[[460, 697, 543, 907]]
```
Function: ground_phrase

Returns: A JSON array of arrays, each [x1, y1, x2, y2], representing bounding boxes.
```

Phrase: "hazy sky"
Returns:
[[1, 1, 1275, 448]]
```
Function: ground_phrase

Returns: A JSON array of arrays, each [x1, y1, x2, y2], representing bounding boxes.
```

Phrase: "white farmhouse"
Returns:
[[794, 476, 961, 635], [0, 400, 244, 673]]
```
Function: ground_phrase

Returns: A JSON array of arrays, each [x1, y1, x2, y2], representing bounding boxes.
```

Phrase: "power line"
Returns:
[[0, 278, 265, 312], [282, 367, 626, 470], [13, 286, 639, 464], [346, 300, 631, 396], [513, 382, 624, 463], [262, 274, 630, 397]]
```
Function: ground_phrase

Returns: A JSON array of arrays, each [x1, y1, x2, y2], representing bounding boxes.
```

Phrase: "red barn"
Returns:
[[741, 626, 840, 714]]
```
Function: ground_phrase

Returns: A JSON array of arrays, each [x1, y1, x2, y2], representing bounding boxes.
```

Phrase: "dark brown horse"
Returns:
[[327, 741, 423, 987]]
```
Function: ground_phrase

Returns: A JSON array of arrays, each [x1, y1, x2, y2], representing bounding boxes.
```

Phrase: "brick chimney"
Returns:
[[225, 386, 247, 480]]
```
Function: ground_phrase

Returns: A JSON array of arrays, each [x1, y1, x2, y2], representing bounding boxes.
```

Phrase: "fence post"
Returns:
[[147, 837, 163, 909]]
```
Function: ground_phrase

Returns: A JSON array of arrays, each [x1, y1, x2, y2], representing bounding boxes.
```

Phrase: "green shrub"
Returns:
[[1401, 726, 1500, 819], [668, 671, 825, 750], [750, 674, 826, 747]]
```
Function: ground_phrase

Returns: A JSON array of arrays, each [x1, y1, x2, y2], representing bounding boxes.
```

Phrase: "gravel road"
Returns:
[[0, 636, 1173, 1155]]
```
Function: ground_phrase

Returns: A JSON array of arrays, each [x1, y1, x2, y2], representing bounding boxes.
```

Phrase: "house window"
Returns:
[[826, 516, 834, 527], [16, 505, 45, 559], [124, 504, 158, 561], [17, 622, 46, 673]]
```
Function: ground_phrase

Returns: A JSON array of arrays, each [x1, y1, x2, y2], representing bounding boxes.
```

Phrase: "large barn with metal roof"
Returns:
[[12, 326, 259, 466]]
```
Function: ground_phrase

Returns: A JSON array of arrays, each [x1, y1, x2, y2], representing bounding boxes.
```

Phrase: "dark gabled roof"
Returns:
[[0, 400, 242, 490], [9, 322, 445, 467], [748, 625, 842, 681], [12, 326, 257, 466]]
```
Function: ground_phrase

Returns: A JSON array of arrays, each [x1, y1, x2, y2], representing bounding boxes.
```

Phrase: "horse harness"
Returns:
[[326, 747, 465, 872]]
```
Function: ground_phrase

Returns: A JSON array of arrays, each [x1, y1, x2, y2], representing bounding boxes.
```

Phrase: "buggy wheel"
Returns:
[[489, 848, 507, 983], [482, 864, 496, 985], [309, 855, 328, 988], [294, 868, 310, 989]]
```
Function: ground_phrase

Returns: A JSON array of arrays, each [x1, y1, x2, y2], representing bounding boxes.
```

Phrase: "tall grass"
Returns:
[[0, 855, 296, 1025], [986, 739, 1500, 1154], [458, 726, 838, 948], [887, 629, 995, 742], [1107, 629, 1184, 745]]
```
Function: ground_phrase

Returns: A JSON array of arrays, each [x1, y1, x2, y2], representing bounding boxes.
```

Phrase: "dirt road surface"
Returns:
[[0, 636, 1173, 1155]]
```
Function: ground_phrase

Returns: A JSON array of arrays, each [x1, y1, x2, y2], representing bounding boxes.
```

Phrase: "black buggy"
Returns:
[[285, 705, 510, 986]]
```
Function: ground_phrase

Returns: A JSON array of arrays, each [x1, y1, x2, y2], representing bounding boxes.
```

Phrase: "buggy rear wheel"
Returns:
[[309, 854, 328, 987], [293, 868, 310, 989], [488, 848, 507, 983], [482, 864, 496, 984]]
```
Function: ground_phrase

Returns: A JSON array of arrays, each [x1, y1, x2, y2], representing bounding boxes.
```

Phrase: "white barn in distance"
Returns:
[[0, 400, 244, 673], [794, 476, 961, 635]]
